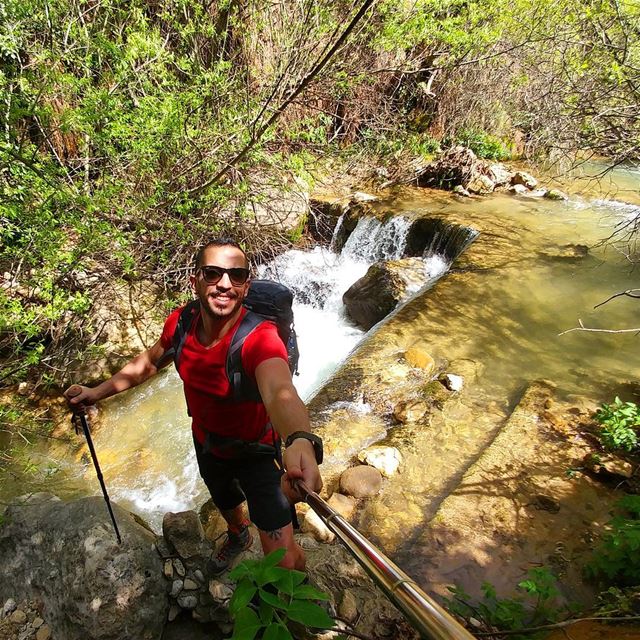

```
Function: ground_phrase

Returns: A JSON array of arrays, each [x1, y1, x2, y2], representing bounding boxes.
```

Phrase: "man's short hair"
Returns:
[[194, 238, 249, 270]]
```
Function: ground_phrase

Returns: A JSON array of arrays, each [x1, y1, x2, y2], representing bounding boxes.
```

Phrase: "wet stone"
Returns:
[[35, 625, 51, 640], [173, 558, 186, 577], [177, 594, 198, 610], [170, 579, 184, 598], [183, 578, 199, 590], [339, 465, 383, 498], [11, 610, 27, 624]]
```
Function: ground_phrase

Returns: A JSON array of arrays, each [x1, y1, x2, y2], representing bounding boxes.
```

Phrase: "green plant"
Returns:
[[595, 397, 640, 452], [453, 129, 511, 161], [446, 567, 561, 636], [586, 495, 640, 586], [228, 548, 335, 640]]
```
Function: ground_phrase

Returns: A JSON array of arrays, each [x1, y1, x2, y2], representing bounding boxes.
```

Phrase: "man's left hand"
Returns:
[[281, 438, 322, 503]]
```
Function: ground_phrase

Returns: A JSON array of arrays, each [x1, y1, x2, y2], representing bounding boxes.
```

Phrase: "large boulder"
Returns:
[[0, 494, 167, 640], [417, 146, 494, 192], [342, 258, 426, 330]]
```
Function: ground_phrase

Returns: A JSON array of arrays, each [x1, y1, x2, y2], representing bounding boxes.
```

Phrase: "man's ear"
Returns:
[[189, 273, 197, 294]]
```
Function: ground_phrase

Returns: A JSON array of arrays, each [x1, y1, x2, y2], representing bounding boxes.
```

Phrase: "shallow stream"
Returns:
[[5, 164, 640, 579]]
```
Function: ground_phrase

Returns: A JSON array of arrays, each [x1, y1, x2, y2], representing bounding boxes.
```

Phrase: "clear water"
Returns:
[[3, 166, 639, 538]]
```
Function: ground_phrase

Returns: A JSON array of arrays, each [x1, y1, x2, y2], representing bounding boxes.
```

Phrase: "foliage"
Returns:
[[454, 129, 511, 161], [594, 397, 640, 453], [446, 566, 562, 636], [228, 549, 335, 640], [586, 495, 640, 586], [594, 585, 640, 618]]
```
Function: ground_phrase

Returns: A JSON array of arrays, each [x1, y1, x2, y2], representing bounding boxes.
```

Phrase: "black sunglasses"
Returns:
[[198, 265, 250, 286]]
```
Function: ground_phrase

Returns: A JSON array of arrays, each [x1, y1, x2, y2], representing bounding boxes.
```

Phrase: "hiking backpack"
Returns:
[[159, 279, 299, 404]]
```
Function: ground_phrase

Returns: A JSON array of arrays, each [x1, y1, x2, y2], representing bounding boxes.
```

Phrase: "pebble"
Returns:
[[32, 618, 43, 629], [2, 599, 17, 618], [183, 578, 199, 590], [10, 610, 27, 624], [170, 579, 184, 598], [163, 559, 173, 579], [173, 559, 186, 577], [35, 625, 51, 640]]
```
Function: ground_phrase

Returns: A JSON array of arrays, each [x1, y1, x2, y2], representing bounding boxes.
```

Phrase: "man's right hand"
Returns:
[[64, 384, 99, 412]]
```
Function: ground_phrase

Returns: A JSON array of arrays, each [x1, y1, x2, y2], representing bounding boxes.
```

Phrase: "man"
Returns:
[[65, 238, 322, 573]]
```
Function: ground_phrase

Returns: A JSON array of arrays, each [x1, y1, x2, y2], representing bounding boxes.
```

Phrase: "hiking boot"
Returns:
[[207, 526, 253, 575]]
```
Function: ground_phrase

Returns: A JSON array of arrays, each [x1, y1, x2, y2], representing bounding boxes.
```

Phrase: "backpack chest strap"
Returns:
[[226, 310, 266, 402]]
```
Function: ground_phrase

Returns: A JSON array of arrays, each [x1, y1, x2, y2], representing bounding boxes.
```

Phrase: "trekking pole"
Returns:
[[68, 386, 122, 544], [295, 480, 474, 640]]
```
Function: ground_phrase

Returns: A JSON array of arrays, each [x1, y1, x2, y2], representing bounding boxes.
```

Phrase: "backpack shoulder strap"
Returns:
[[155, 300, 199, 370], [226, 310, 265, 402]]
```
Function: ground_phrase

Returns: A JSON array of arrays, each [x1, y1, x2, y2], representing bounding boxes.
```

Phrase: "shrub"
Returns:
[[594, 397, 640, 452], [586, 495, 640, 586]]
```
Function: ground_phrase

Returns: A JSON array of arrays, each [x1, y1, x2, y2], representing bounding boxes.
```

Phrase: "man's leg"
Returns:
[[258, 523, 305, 571], [237, 455, 306, 570]]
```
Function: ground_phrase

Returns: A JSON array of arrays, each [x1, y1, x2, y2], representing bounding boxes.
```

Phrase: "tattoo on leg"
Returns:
[[265, 528, 282, 540]]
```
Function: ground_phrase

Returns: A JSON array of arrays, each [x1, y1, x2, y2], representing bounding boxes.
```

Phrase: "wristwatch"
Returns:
[[284, 431, 323, 464]]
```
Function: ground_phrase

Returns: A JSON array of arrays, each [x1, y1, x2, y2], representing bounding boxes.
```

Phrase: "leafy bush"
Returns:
[[586, 495, 640, 586], [446, 567, 561, 636], [454, 129, 511, 160], [594, 397, 640, 452], [228, 549, 334, 640]]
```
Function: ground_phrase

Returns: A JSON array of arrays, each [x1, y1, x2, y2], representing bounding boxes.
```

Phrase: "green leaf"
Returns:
[[229, 578, 258, 616], [230, 608, 262, 640], [262, 622, 294, 640], [291, 584, 331, 601], [286, 600, 335, 629], [272, 567, 307, 594], [259, 600, 274, 625], [259, 587, 290, 611], [262, 548, 287, 568]]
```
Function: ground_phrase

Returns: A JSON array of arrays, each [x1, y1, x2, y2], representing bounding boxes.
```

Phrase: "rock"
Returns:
[[163, 559, 174, 579], [439, 373, 463, 392], [453, 185, 471, 197], [339, 466, 383, 498], [208, 581, 233, 603], [17, 382, 30, 396], [511, 171, 538, 189], [10, 610, 27, 624], [488, 163, 513, 186], [466, 174, 495, 194], [35, 625, 51, 640], [183, 579, 199, 591], [338, 589, 359, 622], [351, 191, 378, 203], [583, 453, 634, 479], [404, 346, 435, 373], [173, 558, 186, 577], [539, 244, 589, 261], [544, 188, 568, 201], [357, 446, 403, 477], [2, 599, 17, 617], [301, 508, 335, 543], [343, 258, 427, 330], [176, 594, 198, 610], [193, 570, 205, 584], [326, 493, 357, 520], [0, 494, 167, 640], [163, 511, 206, 560], [170, 580, 184, 598], [417, 146, 484, 191], [393, 399, 428, 424], [167, 605, 181, 622], [509, 183, 528, 195], [528, 188, 547, 197], [33, 617, 44, 629]]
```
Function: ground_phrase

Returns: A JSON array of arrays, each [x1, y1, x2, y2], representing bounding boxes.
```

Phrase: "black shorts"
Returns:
[[193, 436, 292, 532]]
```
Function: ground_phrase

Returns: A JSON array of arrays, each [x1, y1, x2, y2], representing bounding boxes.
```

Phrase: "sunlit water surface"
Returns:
[[5, 165, 640, 540]]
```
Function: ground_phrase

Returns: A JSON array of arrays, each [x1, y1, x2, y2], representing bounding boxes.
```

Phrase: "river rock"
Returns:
[[301, 508, 335, 543], [404, 346, 435, 373], [393, 399, 428, 423], [339, 466, 383, 498], [439, 373, 463, 392], [208, 581, 233, 603], [343, 258, 426, 330], [488, 163, 513, 186], [583, 453, 634, 480], [357, 446, 403, 477], [511, 171, 538, 189], [0, 493, 167, 640], [453, 185, 471, 197], [539, 243, 589, 261], [417, 146, 490, 192], [327, 493, 357, 520], [544, 188, 568, 200], [162, 511, 207, 560], [466, 173, 495, 194], [509, 183, 528, 195]]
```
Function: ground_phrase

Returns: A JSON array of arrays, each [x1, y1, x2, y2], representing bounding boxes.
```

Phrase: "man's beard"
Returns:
[[199, 290, 244, 320]]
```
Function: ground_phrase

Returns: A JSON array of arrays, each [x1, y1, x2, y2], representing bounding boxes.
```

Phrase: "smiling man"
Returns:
[[65, 238, 322, 573]]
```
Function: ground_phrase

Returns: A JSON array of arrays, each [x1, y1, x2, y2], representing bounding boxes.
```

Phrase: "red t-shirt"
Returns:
[[160, 306, 288, 450]]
